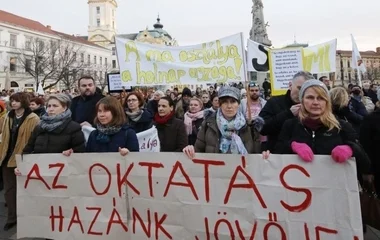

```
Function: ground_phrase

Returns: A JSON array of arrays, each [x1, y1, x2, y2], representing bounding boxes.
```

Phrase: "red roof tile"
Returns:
[[0, 9, 55, 35], [0, 10, 107, 49]]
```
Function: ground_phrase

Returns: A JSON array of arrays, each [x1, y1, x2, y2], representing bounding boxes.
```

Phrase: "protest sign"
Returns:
[[115, 33, 247, 87], [107, 73, 132, 92], [247, 38, 337, 74], [303, 39, 337, 74], [247, 40, 270, 72], [17, 153, 363, 240], [136, 126, 160, 152], [269, 48, 304, 96]]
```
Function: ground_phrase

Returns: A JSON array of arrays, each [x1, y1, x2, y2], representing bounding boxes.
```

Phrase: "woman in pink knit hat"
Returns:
[[274, 80, 370, 171]]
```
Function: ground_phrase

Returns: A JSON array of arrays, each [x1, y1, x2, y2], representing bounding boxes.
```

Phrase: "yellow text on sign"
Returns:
[[303, 45, 331, 72]]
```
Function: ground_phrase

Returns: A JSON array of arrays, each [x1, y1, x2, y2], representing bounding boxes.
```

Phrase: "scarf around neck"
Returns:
[[302, 117, 324, 131], [39, 110, 72, 132], [96, 124, 122, 143], [184, 110, 204, 135], [126, 109, 143, 122], [154, 111, 175, 125], [216, 109, 248, 155]]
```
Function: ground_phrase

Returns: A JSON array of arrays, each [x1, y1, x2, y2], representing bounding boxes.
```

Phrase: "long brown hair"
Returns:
[[299, 86, 340, 131], [94, 96, 126, 126]]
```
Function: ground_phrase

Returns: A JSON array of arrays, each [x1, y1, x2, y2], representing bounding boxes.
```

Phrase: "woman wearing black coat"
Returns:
[[124, 92, 153, 134], [153, 97, 188, 152], [23, 94, 85, 155], [274, 80, 370, 174]]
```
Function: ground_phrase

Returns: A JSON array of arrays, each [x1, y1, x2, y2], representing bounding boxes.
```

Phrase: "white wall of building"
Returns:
[[0, 22, 112, 92]]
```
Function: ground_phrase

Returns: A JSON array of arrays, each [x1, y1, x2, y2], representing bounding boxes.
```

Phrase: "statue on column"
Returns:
[[250, 0, 272, 46]]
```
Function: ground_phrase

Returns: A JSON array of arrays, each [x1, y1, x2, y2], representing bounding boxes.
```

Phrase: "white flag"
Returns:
[[351, 34, 367, 73]]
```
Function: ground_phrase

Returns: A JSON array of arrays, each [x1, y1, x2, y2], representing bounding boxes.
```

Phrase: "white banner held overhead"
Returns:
[[17, 153, 363, 240], [115, 33, 247, 87], [303, 39, 337, 73]]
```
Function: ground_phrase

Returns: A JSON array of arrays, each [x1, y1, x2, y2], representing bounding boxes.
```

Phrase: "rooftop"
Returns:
[[0, 9, 106, 49]]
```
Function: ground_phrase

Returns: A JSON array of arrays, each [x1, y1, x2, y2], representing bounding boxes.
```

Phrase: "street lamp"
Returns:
[[338, 53, 344, 86]]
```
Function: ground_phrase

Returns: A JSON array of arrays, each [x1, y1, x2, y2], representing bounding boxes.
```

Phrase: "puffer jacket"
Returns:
[[194, 113, 262, 154], [23, 118, 85, 154]]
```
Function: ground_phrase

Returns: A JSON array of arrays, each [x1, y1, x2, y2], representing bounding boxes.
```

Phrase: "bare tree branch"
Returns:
[[17, 38, 85, 91]]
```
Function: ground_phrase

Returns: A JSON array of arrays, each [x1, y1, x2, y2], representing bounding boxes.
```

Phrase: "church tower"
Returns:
[[88, 0, 117, 47]]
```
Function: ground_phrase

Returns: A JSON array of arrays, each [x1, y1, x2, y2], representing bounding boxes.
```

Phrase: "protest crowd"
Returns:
[[0, 71, 379, 237]]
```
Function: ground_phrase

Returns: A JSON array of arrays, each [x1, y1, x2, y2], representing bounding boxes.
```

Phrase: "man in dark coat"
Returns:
[[70, 76, 104, 127], [259, 71, 314, 152]]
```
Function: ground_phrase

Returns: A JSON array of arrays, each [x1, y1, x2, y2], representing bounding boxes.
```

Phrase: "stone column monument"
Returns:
[[249, 0, 272, 85]]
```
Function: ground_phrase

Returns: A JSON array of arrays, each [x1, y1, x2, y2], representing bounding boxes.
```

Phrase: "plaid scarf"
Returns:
[[96, 124, 122, 143]]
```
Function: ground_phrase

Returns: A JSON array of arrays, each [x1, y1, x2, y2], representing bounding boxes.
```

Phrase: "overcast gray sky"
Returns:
[[1, 0, 379, 50]]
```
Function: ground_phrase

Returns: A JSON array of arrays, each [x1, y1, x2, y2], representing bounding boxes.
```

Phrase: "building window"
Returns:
[[25, 59, 31, 72], [80, 53, 84, 63], [97, 19, 100, 27], [94, 71, 97, 78], [73, 52, 77, 62], [112, 60, 116, 68], [94, 56, 97, 64], [96, 6, 100, 14], [100, 71, 103, 79], [112, 47, 116, 55], [39, 40, 45, 51], [347, 60, 350, 68], [25, 37, 32, 50], [10, 57, 17, 72], [87, 54, 90, 65], [100, 57, 102, 65], [105, 57, 108, 66], [113, 21, 115, 29], [10, 34, 17, 47]]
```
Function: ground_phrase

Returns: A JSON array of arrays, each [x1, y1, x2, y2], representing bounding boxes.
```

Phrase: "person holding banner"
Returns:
[[0, 92, 39, 231], [183, 86, 263, 157], [184, 97, 204, 146], [86, 96, 139, 155], [154, 96, 188, 152], [23, 94, 85, 155], [274, 80, 370, 173], [124, 92, 153, 134]]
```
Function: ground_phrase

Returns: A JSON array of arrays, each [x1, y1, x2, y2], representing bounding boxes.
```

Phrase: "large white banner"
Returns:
[[17, 153, 363, 240], [115, 33, 247, 88]]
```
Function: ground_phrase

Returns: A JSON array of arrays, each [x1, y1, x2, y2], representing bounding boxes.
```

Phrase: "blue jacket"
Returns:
[[86, 125, 139, 153]]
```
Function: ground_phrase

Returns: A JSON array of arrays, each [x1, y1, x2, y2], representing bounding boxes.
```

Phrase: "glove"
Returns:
[[291, 141, 314, 162], [331, 145, 353, 163]]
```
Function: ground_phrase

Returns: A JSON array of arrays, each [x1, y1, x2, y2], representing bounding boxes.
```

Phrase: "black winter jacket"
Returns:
[[259, 90, 296, 151], [70, 93, 104, 126], [127, 110, 153, 134], [187, 118, 204, 146], [154, 116, 188, 152], [23, 119, 85, 154], [274, 118, 371, 174], [333, 105, 363, 137]]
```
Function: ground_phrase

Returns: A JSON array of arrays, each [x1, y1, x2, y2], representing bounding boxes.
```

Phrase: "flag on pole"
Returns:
[[351, 34, 366, 73]]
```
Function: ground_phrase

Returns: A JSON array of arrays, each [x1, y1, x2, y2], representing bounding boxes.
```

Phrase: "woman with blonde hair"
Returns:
[[184, 97, 204, 145], [330, 87, 363, 135], [274, 80, 370, 168]]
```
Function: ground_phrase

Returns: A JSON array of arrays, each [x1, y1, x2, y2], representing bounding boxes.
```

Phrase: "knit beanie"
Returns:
[[299, 79, 329, 102]]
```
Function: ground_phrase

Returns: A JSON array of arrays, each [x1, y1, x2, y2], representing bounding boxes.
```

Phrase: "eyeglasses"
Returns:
[[127, 99, 138, 103]]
